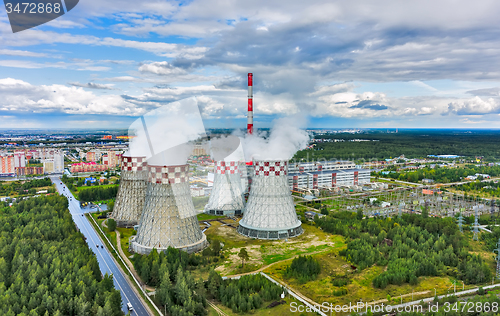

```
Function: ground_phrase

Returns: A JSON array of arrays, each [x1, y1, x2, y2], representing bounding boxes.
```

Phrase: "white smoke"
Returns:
[[128, 97, 206, 165], [209, 135, 244, 162], [242, 114, 310, 161], [147, 143, 194, 166]]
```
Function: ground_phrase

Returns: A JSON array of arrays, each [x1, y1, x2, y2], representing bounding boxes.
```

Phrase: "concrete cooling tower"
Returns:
[[131, 164, 207, 254], [237, 160, 303, 239], [111, 155, 148, 227], [204, 161, 245, 216]]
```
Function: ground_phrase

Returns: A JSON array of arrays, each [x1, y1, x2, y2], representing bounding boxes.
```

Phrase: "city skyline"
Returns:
[[2, 1, 500, 129]]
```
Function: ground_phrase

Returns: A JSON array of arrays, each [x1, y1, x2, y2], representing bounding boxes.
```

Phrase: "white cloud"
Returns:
[[446, 96, 500, 115], [68, 82, 117, 90], [0, 78, 140, 115], [138, 61, 188, 75], [0, 49, 49, 57]]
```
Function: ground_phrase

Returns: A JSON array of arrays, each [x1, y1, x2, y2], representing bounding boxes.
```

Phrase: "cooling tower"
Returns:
[[111, 155, 148, 227], [237, 160, 303, 239], [131, 164, 207, 254], [205, 161, 245, 216]]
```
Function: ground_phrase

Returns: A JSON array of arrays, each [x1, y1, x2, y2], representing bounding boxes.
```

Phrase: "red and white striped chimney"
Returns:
[[247, 73, 253, 135]]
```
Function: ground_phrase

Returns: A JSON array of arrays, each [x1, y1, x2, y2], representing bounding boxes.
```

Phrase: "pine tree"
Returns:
[[238, 248, 249, 268]]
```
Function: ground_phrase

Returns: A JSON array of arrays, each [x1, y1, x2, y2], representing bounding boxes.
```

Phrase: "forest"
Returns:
[[0, 177, 54, 196], [77, 186, 119, 202], [294, 130, 500, 161], [316, 211, 492, 288], [0, 195, 122, 315], [377, 165, 500, 184], [207, 271, 283, 313], [134, 245, 283, 315], [284, 255, 321, 283]]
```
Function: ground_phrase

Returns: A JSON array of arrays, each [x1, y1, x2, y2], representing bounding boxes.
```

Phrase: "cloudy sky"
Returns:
[[2, 0, 500, 129]]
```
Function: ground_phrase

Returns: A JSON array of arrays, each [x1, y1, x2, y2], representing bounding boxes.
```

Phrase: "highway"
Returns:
[[51, 177, 151, 316]]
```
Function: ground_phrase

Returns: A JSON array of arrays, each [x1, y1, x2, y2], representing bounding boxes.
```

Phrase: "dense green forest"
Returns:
[[134, 245, 283, 315], [0, 195, 122, 315], [294, 130, 500, 160], [377, 165, 500, 184], [0, 178, 54, 196], [133, 247, 209, 316], [316, 211, 492, 288], [284, 255, 321, 283], [207, 271, 282, 313], [77, 186, 119, 202]]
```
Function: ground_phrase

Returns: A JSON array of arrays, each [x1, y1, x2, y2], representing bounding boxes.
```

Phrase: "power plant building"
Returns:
[[287, 161, 370, 189], [112, 155, 148, 227], [289, 168, 370, 190], [131, 164, 207, 254], [238, 160, 303, 240]]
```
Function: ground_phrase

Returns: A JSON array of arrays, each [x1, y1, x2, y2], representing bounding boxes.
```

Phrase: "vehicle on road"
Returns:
[[127, 303, 133, 311]]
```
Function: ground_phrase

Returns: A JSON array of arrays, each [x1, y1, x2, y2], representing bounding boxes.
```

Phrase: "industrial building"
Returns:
[[286, 161, 370, 190], [112, 155, 148, 227], [288, 160, 356, 173], [131, 164, 207, 255], [238, 160, 303, 240], [289, 168, 370, 190]]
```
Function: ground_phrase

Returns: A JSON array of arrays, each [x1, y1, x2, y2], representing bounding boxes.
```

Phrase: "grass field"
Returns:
[[204, 220, 344, 276], [197, 213, 223, 221], [263, 234, 499, 309], [116, 226, 135, 258], [75, 184, 119, 192]]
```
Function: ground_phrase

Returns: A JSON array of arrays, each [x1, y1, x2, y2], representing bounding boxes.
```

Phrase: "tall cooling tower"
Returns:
[[204, 161, 245, 216], [131, 164, 207, 254], [237, 160, 303, 239], [111, 155, 148, 227]]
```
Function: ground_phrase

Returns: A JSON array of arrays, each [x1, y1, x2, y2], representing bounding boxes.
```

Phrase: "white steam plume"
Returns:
[[209, 135, 244, 162], [242, 114, 310, 161], [128, 97, 206, 165]]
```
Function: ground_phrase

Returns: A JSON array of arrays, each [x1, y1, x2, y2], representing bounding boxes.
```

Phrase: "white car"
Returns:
[[127, 303, 133, 311]]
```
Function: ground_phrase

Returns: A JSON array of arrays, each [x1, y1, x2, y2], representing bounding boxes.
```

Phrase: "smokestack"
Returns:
[[247, 73, 253, 135], [111, 155, 148, 227], [237, 160, 303, 239], [131, 164, 208, 254]]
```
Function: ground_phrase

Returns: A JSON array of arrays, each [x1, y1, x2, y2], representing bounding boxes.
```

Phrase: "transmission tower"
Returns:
[[494, 238, 500, 279], [472, 207, 480, 241], [457, 213, 465, 233]]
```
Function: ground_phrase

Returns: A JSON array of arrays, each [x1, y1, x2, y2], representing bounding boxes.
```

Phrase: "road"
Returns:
[[51, 177, 151, 316]]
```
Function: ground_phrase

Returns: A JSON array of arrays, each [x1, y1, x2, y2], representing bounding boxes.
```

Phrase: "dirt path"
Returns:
[[223, 247, 335, 279], [114, 230, 156, 292], [369, 290, 431, 305], [208, 300, 229, 316]]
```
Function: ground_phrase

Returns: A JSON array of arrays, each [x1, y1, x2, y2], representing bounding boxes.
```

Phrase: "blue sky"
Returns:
[[2, 0, 500, 129]]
